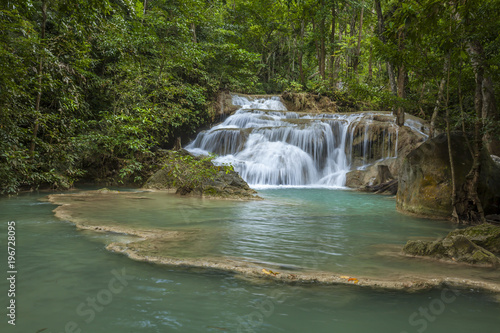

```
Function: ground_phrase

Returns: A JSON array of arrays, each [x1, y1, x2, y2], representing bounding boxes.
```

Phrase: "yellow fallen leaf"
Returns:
[[262, 268, 279, 276], [340, 275, 350, 279]]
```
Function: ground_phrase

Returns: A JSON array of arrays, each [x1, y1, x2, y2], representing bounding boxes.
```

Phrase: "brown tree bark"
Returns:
[[443, 51, 459, 222], [395, 65, 406, 126], [394, 29, 406, 127], [454, 41, 488, 224], [481, 76, 500, 155]]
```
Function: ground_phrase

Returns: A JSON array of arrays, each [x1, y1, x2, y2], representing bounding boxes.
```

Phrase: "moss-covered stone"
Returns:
[[403, 224, 500, 266], [448, 224, 500, 254], [143, 150, 259, 200]]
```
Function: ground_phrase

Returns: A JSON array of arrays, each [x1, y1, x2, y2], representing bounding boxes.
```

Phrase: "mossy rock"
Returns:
[[143, 150, 259, 200], [448, 224, 500, 254], [402, 240, 431, 256], [403, 225, 500, 266]]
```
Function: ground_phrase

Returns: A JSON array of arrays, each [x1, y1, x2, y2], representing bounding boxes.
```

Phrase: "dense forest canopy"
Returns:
[[1, 0, 499, 202]]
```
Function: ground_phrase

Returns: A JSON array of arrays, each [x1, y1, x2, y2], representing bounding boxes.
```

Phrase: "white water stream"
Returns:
[[186, 95, 426, 187]]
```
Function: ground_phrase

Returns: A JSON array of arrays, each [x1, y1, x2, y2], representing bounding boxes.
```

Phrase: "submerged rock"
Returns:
[[403, 224, 500, 266], [397, 132, 500, 219]]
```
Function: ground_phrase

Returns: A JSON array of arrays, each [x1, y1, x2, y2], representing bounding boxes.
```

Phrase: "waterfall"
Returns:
[[186, 95, 423, 188]]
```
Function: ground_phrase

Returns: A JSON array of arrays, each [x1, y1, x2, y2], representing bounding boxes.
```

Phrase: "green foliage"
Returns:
[[1, 0, 499, 194], [0, 0, 259, 194]]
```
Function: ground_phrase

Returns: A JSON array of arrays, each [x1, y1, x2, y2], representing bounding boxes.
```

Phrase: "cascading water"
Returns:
[[186, 95, 425, 187]]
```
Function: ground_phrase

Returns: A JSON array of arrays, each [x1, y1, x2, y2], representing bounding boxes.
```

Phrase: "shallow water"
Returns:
[[48, 188, 500, 282], [1, 190, 499, 333]]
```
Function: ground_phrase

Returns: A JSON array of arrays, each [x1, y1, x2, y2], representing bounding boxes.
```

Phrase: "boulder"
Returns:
[[281, 92, 336, 113], [447, 223, 500, 254], [397, 132, 500, 219], [402, 224, 500, 266], [143, 150, 259, 199], [201, 171, 259, 199], [346, 160, 397, 188]]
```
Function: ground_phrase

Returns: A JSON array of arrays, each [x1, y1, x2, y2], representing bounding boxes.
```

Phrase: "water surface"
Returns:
[[1, 190, 499, 333]]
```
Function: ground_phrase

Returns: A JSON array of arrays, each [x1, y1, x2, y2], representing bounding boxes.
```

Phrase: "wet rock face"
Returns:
[[212, 91, 240, 117], [397, 132, 500, 219], [402, 224, 500, 266], [346, 160, 397, 188], [345, 119, 427, 191]]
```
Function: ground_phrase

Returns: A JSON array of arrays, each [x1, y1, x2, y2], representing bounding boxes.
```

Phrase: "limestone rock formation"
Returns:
[[345, 115, 427, 191], [211, 91, 240, 118], [397, 132, 500, 219]]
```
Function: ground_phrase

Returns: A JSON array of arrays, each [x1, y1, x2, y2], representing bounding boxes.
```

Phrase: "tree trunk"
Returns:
[[482, 76, 500, 155], [329, 2, 336, 87], [367, 46, 373, 82], [143, 0, 147, 15], [299, 20, 305, 86], [374, 0, 397, 97], [394, 29, 406, 127], [334, 23, 344, 87], [395, 64, 405, 126], [319, 0, 326, 80], [429, 56, 450, 138], [444, 51, 459, 222], [191, 23, 197, 43], [29, 0, 47, 157], [454, 41, 488, 224], [458, 59, 473, 156], [374, 0, 384, 41], [347, 12, 357, 78], [312, 18, 322, 80], [353, 3, 364, 76]]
